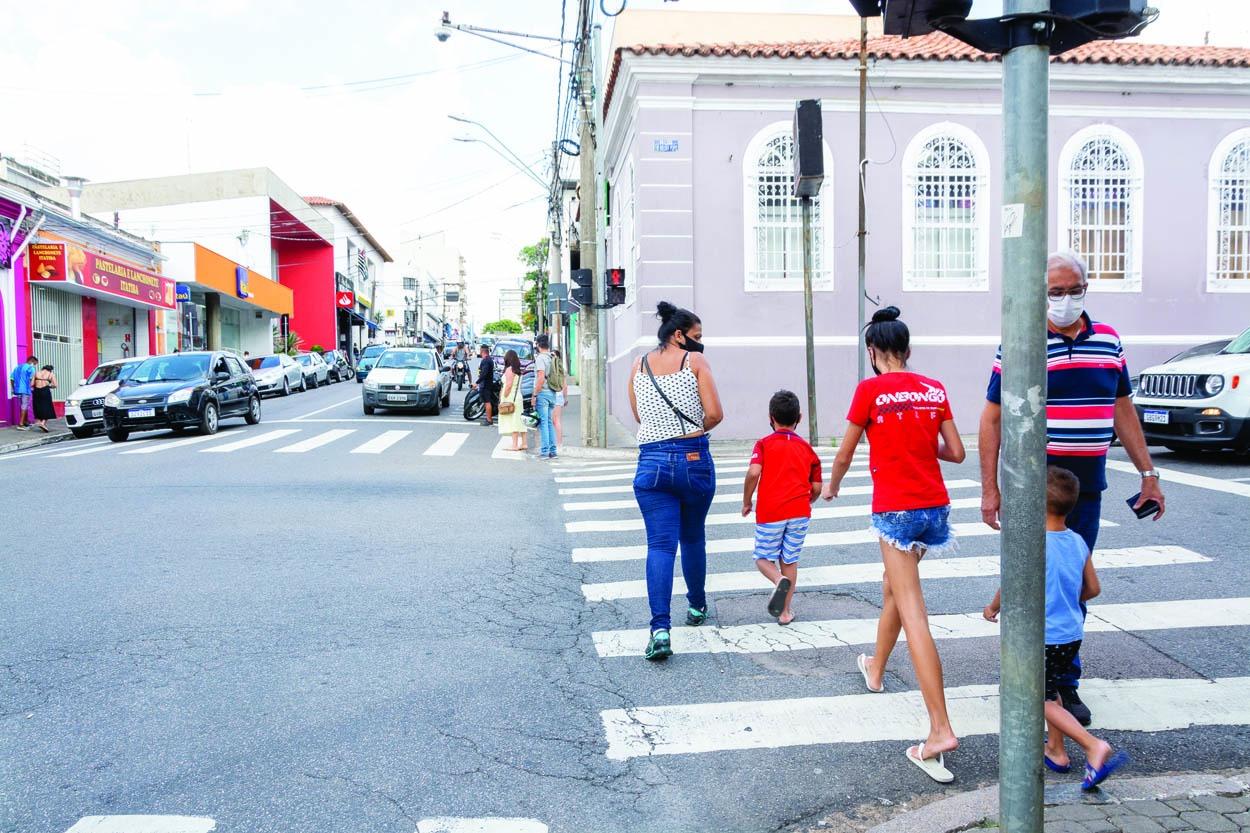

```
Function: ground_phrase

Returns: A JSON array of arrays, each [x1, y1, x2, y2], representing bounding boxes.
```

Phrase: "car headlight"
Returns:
[[364, 379, 379, 391], [104, 393, 120, 407], [420, 379, 437, 390], [1203, 375, 1225, 396], [67, 398, 80, 407], [167, 387, 196, 405]]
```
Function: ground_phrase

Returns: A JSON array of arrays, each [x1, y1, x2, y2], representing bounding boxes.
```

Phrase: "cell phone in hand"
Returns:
[[1126, 492, 1161, 519]]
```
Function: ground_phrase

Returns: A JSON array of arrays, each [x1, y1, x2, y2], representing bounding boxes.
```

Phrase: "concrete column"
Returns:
[[206, 293, 222, 351]]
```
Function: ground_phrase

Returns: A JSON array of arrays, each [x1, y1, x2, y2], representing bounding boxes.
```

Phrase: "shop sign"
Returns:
[[28, 243, 67, 281], [175, 283, 193, 303], [336, 291, 355, 308], [83, 251, 176, 309], [236, 265, 250, 299]]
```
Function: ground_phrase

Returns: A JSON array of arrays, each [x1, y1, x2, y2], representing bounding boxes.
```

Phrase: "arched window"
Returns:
[[1208, 128, 1250, 292], [743, 123, 832, 292], [1058, 126, 1144, 291], [901, 123, 989, 291]]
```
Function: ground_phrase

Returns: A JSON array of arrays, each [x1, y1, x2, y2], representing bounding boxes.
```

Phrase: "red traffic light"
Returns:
[[606, 268, 625, 288]]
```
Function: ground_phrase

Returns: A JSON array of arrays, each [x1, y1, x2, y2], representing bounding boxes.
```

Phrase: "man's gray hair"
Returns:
[[1047, 250, 1088, 283]]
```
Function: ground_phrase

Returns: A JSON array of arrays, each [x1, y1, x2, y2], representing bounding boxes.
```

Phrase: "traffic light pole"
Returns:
[[576, 12, 605, 449], [999, 4, 1050, 833], [801, 196, 819, 446]]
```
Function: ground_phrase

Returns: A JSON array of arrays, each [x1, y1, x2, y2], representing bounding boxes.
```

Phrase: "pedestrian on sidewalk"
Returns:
[[9, 355, 37, 430], [979, 250, 1166, 727], [822, 305, 965, 783], [983, 466, 1129, 790], [628, 301, 723, 662], [476, 344, 495, 426], [31, 364, 58, 433], [498, 349, 526, 452], [741, 390, 822, 626], [533, 334, 559, 459], [551, 348, 569, 448]]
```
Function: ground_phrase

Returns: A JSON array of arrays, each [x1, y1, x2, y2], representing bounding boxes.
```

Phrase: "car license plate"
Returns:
[[386, 394, 407, 402], [130, 407, 156, 418], [1143, 410, 1169, 425], [83, 409, 100, 419]]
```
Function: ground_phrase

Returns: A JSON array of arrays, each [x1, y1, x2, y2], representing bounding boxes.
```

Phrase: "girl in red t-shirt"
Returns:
[[821, 306, 967, 783]]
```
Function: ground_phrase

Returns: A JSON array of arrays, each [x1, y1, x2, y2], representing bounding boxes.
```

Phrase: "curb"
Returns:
[[865, 771, 1250, 833], [557, 444, 638, 461], [0, 431, 74, 456]]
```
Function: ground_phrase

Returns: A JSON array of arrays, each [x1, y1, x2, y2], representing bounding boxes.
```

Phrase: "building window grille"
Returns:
[[1209, 130, 1250, 291], [1059, 127, 1143, 291]]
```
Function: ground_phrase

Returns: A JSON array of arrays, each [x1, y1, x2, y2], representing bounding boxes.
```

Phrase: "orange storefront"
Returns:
[[171, 243, 292, 355]]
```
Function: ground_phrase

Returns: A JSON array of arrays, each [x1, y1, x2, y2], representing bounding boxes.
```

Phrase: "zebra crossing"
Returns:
[[550, 447, 1250, 769]]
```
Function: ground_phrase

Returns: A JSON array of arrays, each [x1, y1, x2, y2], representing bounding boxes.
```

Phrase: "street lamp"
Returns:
[[437, 11, 574, 63]]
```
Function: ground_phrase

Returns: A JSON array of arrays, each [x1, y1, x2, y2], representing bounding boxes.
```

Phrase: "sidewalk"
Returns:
[[848, 771, 1250, 833], [0, 418, 74, 456]]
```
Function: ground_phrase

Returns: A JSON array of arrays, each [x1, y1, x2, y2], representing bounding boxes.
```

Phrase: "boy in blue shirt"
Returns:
[[984, 466, 1128, 790]]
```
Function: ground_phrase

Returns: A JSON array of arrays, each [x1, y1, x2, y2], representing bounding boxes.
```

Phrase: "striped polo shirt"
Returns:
[[986, 313, 1132, 492]]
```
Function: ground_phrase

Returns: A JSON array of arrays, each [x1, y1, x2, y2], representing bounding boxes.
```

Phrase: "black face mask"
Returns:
[[682, 336, 705, 354]]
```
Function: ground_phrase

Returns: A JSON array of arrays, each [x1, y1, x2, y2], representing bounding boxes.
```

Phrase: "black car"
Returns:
[[321, 349, 355, 382], [102, 351, 261, 442]]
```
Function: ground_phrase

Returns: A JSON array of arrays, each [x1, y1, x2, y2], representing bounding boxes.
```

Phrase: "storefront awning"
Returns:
[[347, 308, 378, 331]]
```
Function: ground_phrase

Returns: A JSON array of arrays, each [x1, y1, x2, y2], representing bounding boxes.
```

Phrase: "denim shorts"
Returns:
[[870, 505, 956, 557]]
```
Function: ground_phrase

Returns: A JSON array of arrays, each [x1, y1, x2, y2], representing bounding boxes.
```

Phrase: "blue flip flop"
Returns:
[[1044, 755, 1072, 774], [1082, 750, 1129, 790]]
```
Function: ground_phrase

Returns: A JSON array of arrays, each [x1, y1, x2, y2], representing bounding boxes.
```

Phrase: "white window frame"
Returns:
[[1058, 125, 1144, 293], [624, 159, 637, 308], [1207, 128, 1250, 293], [901, 122, 990, 292], [742, 121, 834, 293]]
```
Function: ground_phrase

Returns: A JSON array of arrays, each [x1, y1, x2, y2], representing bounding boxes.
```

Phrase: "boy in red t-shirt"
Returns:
[[742, 390, 823, 625]]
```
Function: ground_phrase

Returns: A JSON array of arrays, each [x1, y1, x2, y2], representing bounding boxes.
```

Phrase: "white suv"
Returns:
[[64, 356, 148, 439], [1133, 327, 1250, 453]]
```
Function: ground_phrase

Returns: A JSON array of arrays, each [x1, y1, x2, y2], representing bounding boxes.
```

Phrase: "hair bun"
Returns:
[[655, 301, 677, 323], [872, 306, 901, 324]]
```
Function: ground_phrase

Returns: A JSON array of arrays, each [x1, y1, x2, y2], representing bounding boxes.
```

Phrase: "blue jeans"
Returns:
[[1056, 492, 1103, 689], [633, 435, 716, 632], [536, 389, 557, 455]]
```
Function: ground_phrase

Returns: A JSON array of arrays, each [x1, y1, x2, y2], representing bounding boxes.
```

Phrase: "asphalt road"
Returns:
[[2, 384, 1248, 833]]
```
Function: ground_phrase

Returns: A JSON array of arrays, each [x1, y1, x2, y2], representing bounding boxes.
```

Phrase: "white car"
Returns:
[[64, 356, 148, 439], [1133, 326, 1250, 453], [247, 353, 305, 396], [295, 352, 330, 388], [362, 347, 451, 415]]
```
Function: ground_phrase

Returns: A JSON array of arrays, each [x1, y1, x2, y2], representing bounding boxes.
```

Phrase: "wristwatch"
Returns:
[[1139, 469, 1161, 479]]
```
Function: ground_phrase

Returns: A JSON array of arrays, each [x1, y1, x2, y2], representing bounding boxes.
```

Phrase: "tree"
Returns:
[[519, 238, 550, 332], [483, 319, 523, 334]]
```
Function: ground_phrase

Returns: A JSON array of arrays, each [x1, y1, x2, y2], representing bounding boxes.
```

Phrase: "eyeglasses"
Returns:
[[1047, 285, 1088, 300]]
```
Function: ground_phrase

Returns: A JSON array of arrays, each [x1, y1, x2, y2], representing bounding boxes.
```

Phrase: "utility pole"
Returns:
[[856, 16, 869, 382], [576, 1, 604, 448], [549, 142, 565, 358], [998, 2, 1049, 832]]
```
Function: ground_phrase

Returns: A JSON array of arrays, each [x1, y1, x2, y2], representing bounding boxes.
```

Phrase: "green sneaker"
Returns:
[[685, 605, 708, 627], [644, 629, 673, 661]]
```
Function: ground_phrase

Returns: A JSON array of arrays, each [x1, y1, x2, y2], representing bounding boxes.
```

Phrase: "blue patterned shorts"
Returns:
[[870, 505, 956, 557], [753, 516, 811, 565]]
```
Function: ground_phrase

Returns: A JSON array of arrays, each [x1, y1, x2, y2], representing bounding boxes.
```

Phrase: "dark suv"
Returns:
[[102, 351, 261, 442]]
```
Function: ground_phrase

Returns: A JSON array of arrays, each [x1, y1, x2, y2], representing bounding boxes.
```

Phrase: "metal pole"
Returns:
[[999, 4, 1050, 833], [856, 16, 869, 382], [550, 143, 565, 357], [592, 21, 608, 448], [801, 196, 819, 446], [575, 5, 603, 448]]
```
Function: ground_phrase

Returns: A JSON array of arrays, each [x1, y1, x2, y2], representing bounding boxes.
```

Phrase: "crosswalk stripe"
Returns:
[[566, 496, 983, 533], [273, 429, 355, 454], [555, 461, 867, 483], [350, 430, 411, 454], [562, 479, 980, 512], [1107, 459, 1250, 498], [600, 674, 1250, 761], [558, 470, 873, 496], [580, 543, 1195, 601], [491, 436, 526, 460], [63, 816, 217, 833], [1, 438, 111, 460], [199, 429, 301, 453], [424, 431, 470, 456], [120, 433, 229, 454], [549, 450, 863, 473], [591, 595, 1250, 658], [47, 441, 127, 458], [416, 819, 548, 833]]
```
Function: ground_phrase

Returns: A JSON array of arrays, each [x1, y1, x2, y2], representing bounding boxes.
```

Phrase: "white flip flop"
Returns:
[[857, 653, 884, 693], [907, 742, 955, 783]]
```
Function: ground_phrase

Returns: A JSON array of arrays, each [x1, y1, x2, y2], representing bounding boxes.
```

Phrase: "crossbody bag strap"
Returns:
[[641, 353, 701, 433]]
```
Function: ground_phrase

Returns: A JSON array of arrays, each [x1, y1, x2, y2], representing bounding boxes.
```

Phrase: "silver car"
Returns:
[[295, 352, 330, 388], [247, 353, 305, 396]]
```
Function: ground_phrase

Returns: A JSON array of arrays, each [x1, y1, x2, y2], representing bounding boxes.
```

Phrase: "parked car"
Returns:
[[321, 349, 355, 382], [64, 356, 147, 438], [102, 351, 261, 442], [362, 347, 451, 415], [295, 352, 330, 388], [356, 343, 388, 383], [491, 339, 536, 402], [1132, 327, 1250, 453], [247, 353, 305, 396]]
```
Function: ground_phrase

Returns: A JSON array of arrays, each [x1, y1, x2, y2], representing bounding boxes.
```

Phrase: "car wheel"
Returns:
[[363, 403, 375, 415], [441, 386, 451, 408], [200, 401, 220, 435], [107, 428, 129, 443], [245, 395, 262, 425], [70, 426, 95, 439], [300, 376, 308, 392], [281, 378, 291, 397]]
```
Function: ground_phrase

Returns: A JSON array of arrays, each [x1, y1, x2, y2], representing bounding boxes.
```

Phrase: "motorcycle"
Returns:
[[463, 383, 498, 422], [452, 358, 469, 391]]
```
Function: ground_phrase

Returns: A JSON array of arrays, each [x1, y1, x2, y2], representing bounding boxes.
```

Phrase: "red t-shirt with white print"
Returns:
[[846, 372, 953, 513]]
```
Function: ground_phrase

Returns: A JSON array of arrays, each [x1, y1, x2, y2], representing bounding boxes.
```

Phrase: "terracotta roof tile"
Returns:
[[604, 32, 1250, 116]]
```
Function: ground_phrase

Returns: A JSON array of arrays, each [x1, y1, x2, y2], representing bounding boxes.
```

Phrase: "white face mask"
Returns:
[[1047, 292, 1085, 328]]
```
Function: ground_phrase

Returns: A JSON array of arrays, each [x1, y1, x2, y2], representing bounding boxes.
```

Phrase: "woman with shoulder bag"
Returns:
[[497, 349, 527, 452], [32, 364, 58, 433], [628, 302, 724, 661]]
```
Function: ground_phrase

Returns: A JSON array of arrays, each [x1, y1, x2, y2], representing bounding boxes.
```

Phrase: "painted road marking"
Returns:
[[580, 544, 1199, 601], [424, 431, 470, 456], [554, 461, 867, 483], [290, 396, 360, 420], [600, 675, 1250, 760], [350, 430, 411, 454], [120, 433, 234, 454], [1108, 459, 1250, 498], [200, 429, 300, 454], [274, 428, 356, 454], [0, 438, 112, 460], [566, 496, 983, 533], [416, 819, 548, 833], [549, 450, 867, 474], [47, 441, 131, 458], [562, 480, 980, 512], [491, 436, 526, 461], [64, 817, 216, 833], [591, 594, 1250, 657], [268, 417, 471, 427], [558, 471, 873, 496]]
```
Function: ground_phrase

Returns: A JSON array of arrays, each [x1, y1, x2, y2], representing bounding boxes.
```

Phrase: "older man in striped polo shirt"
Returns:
[[979, 250, 1166, 725]]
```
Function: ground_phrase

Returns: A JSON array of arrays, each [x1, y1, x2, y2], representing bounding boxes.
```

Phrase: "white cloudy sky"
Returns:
[[1, 0, 1244, 324]]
